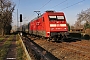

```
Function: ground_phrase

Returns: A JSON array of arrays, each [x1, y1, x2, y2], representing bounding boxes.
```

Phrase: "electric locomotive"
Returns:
[[29, 11, 68, 41]]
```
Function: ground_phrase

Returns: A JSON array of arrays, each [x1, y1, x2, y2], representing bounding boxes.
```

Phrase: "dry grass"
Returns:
[[16, 35, 27, 60], [0, 38, 4, 42], [0, 35, 12, 60]]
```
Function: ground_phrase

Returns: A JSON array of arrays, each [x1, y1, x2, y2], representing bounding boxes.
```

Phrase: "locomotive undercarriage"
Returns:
[[29, 30, 69, 42], [48, 32, 68, 42]]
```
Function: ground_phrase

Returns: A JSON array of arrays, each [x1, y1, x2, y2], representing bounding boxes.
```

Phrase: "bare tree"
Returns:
[[74, 8, 90, 29], [0, 0, 15, 35]]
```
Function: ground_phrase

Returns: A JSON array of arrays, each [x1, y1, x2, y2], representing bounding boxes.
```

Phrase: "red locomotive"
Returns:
[[28, 11, 68, 41]]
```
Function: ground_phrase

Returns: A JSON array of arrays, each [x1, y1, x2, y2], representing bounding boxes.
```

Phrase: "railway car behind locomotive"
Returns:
[[29, 11, 68, 41], [22, 24, 29, 33]]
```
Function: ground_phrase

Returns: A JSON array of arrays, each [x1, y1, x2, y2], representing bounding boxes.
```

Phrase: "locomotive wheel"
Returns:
[[59, 34, 63, 42], [60, 37, 64, 42], [61, 34, 68, 42], [47, 38, 50, 41]]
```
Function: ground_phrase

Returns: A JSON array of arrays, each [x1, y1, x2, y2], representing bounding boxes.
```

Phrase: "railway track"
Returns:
[[27, 34, 90, 60], [21, 35, 59, 60]]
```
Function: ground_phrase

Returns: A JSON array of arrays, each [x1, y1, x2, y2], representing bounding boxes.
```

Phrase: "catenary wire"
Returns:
[[60, 0, 86, 11], [30, 0, 85, 20], [39, 0, 52, 10], [30, 0, 52, 19], [51, 0, 68, 9]]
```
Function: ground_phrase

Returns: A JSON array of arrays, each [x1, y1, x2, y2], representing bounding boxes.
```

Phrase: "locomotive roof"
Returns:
[[30, 11, 64, 22]]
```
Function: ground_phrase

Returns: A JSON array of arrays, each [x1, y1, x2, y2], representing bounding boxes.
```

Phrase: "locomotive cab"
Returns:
[[45, 11, 68, 41]]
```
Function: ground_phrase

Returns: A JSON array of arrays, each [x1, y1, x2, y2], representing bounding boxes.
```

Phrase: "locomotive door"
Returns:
[[42, 17, 45, 37]]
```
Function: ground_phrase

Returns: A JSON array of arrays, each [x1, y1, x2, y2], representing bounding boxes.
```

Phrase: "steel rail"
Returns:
[[22, 35, 59, 60]]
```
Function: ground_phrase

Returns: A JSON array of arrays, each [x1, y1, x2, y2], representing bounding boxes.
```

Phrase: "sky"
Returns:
[[12, 0, 90, 26]]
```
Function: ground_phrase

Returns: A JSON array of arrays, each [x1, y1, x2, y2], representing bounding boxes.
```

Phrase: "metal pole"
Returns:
[[20, 22, 22, 31], [17, 9, 18, 31]]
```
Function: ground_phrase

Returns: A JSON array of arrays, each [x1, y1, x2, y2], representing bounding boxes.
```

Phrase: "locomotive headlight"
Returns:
[[64, 28, 67, 29], [50, 24, 56, 27], [60, 24, 66, 26], [47, 32, 50, 36]]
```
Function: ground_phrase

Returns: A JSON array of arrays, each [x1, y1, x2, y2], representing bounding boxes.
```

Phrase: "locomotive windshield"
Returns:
[[49, 16, 64, 21], [49, 16, 56, 20], [57, 16, 64, 19]]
